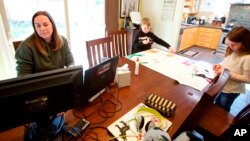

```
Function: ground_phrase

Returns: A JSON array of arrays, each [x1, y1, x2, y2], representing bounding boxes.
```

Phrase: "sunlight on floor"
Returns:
[[230, 84, 250, 116]]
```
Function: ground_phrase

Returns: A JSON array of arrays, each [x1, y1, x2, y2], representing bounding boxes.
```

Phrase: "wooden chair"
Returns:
[[86, 36, 114, 68], [13, 41, 22, 50], [179, 69, 230, 134], [106, 29, 130, 57], [195, 103, 250, 141]]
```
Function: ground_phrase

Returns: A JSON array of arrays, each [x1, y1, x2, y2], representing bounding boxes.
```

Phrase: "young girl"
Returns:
[[132, 17, 176, 54], [213, 26, 250, 112]]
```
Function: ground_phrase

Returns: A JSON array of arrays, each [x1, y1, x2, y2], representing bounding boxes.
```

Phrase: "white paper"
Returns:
[[126, 49, 216, 91], [130, 11, 141, 25]]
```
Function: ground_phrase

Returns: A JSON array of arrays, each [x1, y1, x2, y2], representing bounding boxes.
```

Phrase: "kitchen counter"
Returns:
[[178, 25, 223, 51], [179, 24, 222, 35]]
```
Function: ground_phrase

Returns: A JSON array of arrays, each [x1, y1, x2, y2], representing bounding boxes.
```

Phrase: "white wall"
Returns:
[[199, 0, 250, 23], [140, 0, 184, 50]]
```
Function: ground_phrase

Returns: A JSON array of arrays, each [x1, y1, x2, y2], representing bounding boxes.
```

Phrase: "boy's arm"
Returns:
[[150, 32, 171, 48]]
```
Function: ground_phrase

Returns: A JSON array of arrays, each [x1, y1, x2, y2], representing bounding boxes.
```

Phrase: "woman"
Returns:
[[15, 11, 74, 76], [15, 11, 75, 140], [213, 26, 250, 112]]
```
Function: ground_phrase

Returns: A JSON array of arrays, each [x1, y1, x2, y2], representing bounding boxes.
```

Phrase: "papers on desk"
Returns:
[[127, 49, 216, 91], [107, 103, 172, 141]]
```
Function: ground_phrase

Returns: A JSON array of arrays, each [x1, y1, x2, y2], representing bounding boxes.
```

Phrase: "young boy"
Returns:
[[132, 17, 176, 54]]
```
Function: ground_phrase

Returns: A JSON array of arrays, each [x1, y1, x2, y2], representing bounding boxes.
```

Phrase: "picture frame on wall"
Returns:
[[120, 0, 140, 18]]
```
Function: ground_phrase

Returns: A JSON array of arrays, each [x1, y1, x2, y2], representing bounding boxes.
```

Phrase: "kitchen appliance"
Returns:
[[187, 16, 196, 24], [223, 19, 236, 32], [199, 19, 205, 25], [199, 15, 206, 25], [216, 31, 228, 54]]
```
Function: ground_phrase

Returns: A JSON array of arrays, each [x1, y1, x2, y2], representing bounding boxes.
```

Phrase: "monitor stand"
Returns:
[[24, 114, 64, 141], [88, 88, 106, 102]]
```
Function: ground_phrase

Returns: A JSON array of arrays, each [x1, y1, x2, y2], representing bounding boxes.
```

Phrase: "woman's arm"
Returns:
[[62, 37, 75, 67], [15, 41, 34, 76]]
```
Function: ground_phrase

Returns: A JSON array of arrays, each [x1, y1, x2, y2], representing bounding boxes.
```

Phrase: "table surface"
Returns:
[[127, 48, 215, 91], [0, 56, 206, 141]]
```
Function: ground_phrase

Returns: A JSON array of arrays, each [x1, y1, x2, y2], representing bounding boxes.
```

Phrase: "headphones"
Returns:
[[135, 107, 164, 133]]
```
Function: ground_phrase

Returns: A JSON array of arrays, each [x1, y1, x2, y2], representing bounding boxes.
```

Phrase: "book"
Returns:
[[107, 103, 172, 141]]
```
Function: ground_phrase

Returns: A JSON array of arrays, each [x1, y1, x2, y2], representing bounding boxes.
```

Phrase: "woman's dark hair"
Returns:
[[225, 26, 250, 56], [32, 11, 63, 55]]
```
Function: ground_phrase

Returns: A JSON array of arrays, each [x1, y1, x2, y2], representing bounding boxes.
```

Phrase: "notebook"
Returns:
[[107, 103, 172, 141]]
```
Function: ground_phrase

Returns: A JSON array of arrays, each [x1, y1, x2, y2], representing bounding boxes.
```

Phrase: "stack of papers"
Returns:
[[127, 49, 216, 91]]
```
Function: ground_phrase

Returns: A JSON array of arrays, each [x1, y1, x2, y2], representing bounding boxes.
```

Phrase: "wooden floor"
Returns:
[[178, 46, 250, 116]]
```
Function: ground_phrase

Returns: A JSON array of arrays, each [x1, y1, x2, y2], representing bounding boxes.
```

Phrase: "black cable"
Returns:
[[82, 126, 109, 141], [79, 85, 121, 125], [67, 83, 124, 140], [72, 108, 83, 119], [95, 84, 122, 122]]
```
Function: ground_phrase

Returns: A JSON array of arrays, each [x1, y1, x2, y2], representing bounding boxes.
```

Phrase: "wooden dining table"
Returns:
[[0, 57, 207, 141]]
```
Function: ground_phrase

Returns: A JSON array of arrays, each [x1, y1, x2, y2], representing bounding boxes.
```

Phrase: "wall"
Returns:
[[198, 0, 250, 24], [227, 3, 250, 28], [140, 0, 184, 50], [199, 0, 231, 23]]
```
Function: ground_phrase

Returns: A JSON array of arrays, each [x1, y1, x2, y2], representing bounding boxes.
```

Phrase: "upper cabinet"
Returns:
[[184, 0, 200, 14]]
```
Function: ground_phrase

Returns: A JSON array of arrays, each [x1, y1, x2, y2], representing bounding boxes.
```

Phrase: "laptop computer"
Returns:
[[81, 55, 119, 102]]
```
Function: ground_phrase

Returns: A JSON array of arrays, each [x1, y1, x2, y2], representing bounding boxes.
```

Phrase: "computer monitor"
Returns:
[[0, 65, 84, 131], [82, 55, 119, 102]]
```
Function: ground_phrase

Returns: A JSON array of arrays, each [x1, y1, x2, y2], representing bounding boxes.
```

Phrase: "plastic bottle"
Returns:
[[135, 57, 139, 75]]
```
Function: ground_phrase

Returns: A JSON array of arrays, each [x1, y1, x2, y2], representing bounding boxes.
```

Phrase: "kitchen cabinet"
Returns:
[[184, 0, 200, 14], [196, 27, 222, 49], [179, 26, 222, 51], [179, 27, 198, 50]]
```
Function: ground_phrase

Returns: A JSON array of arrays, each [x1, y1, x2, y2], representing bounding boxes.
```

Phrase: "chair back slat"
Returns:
[[86, 37, 113, 68], [106, 30, 130, 57]]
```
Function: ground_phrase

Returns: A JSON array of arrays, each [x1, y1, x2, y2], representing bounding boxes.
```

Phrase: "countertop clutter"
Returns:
[[180, 24, 222, 32]]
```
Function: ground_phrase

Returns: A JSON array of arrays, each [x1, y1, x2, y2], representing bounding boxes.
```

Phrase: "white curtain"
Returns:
[[0, 15, 16, 80]]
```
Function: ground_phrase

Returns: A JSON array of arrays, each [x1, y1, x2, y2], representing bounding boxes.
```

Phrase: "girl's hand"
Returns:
[[213, 64, 221, 70], [213, 64, 223, 75]]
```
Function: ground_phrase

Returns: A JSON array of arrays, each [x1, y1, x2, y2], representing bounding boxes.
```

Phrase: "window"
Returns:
[[1, 0, 105, 72]]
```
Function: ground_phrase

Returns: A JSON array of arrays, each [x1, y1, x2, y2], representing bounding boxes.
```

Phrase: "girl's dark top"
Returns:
[[15, 34, 75, 76], [132, 30, 171, 53]]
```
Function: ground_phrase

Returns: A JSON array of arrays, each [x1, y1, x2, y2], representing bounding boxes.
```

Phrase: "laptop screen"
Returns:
[[81, 55, 119, 102]]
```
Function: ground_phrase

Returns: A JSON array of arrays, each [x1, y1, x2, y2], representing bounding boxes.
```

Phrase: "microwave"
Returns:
[[187, 16, 196, 24]]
